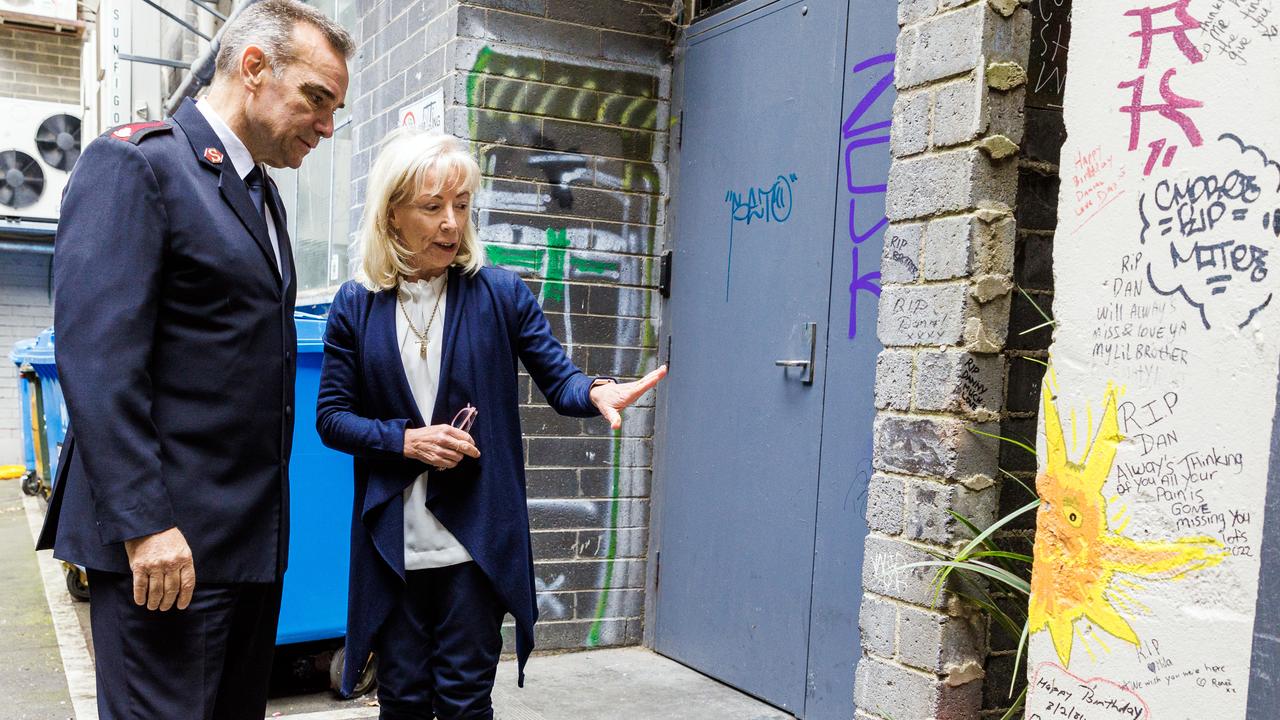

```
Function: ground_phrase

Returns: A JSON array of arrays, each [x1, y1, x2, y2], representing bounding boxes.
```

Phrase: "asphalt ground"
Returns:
[[1, 479, 791, 719]]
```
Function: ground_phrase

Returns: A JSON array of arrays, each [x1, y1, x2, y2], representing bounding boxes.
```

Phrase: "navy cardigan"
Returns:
[[316, 266, 599, 695]]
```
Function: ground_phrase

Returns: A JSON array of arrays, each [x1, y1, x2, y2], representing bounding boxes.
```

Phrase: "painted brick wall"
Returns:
[[856, 1, 1033, 718], [349, 0, 673, 651], [0, 253, 55, 463], [0, 27, 80, 104]]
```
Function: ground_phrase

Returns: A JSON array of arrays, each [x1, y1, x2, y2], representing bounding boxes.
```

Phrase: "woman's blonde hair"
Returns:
[[355, 128, 484, 291]]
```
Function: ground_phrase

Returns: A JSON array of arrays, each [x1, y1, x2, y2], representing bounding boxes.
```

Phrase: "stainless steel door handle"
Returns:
[[775, 322, 817, 384]]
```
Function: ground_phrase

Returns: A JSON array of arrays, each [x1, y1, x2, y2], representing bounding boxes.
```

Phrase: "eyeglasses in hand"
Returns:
[[451, 403, 477, 434]]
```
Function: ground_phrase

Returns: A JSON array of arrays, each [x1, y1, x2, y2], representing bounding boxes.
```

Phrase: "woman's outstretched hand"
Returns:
[[590, 365, 668, 430], [403, 424, 480, 469]]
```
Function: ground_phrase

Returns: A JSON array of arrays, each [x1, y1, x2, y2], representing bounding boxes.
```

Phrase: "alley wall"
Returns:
[[0, 28, 79, 465], [349, 0, 672, 651], [0, 253, 54, 464], [0, 26, 79, 103], [1026, 0, 1280, 717]]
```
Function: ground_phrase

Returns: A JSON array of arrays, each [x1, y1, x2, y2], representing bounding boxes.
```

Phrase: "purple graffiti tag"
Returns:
[[842, 53, 894, 338], [843, 54, 896, 137], [850, 243, 881, 322]]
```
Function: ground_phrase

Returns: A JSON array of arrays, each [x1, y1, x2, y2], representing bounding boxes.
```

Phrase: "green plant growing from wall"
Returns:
[[897, 286, 1054, 720], [901, 490, 1039, 720]]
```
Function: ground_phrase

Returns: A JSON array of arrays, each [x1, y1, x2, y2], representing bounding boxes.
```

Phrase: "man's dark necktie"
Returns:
[[244, 165, 290, 285]]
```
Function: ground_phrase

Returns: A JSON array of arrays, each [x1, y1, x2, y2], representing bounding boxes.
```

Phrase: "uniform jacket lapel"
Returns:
[[171, 100, 281, 288]]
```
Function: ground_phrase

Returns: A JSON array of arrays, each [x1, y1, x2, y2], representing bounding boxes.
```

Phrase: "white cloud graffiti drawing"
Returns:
[[1140, 133, 1280, 329]]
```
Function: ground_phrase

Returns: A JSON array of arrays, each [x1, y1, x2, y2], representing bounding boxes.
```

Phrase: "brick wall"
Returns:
[[0, 252, 55, 463], [856, 1, 1033, 718], [350, 0, 673, 651], [0, 26, 80, 104]]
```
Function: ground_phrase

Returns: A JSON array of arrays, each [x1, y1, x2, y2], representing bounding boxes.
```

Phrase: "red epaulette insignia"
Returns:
[[204, 147, 224, 164], [109, 121, 167, 141]]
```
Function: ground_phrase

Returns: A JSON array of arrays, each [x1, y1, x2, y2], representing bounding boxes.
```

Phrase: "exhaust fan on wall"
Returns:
[[0, 99, 81, 222]]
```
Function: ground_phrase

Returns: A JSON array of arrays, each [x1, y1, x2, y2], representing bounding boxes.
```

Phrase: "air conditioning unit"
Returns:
[[0, 99, 82, 223], [0, 0, 77, 22]]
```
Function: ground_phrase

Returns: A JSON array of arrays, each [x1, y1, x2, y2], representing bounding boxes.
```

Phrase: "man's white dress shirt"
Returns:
[[195, 99, 284, 275]]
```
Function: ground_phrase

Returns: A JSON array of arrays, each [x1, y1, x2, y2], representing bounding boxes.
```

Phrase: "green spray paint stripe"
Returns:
[[588, 237, 657, 645], [466, 46, 496, 140], [484, 239, 621, 305], [484, 244, 543, 271], [641, 104, 660, 133], [570, 257, 620, 276], [617, 97, 651, 130], [543, 228, 569, 303], [587, 428, 624, 647]]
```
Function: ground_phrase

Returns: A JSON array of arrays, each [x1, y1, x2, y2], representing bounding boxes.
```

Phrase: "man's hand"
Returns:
[[403, 424, 481, 469], [590, 365, 668, 430], [124, 527, 195, 611]]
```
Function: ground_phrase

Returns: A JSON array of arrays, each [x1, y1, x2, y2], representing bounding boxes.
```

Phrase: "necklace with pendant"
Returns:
[[399, 275, 446, 358]]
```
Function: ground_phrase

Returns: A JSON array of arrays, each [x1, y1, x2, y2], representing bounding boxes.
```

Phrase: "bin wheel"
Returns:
[[65, 565, 90, 601], [21, 472, 39, 497], [329, 645, 377, 698]]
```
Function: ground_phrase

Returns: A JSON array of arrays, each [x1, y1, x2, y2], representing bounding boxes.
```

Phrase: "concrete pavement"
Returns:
[[0, 478, 74, 720], [1, 478, 794, 719]]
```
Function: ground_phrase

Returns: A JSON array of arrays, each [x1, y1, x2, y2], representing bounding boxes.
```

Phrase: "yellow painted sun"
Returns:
[[1029, 380, 1226, 666]]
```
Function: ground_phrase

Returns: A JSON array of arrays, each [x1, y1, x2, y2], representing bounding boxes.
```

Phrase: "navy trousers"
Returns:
[[374, 561, 506, 720], [87, 569, 282, 720]]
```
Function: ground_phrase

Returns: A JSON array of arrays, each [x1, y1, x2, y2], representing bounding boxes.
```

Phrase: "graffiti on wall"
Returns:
[[465, 44, 662, 648], [1198, 0, 1276, 66], [840, 53, 893, 339], [1034, 0, 1280, 714], [1029, 0, 1073, 107], [723, 172, 797, 300], [1030, 378, 1224, 667], [1117, 0, 1206, 177], [1139, 132, 1280, 329]]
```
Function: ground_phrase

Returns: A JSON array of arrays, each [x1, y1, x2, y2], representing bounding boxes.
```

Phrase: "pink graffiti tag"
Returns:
[[1124, 0, 1205, 68], [1118, 2, 1206, 176], [1117, 68, 1205, 174]]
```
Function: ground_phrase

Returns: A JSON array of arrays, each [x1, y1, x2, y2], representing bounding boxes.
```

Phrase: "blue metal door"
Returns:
[[653, 0, 896, 717]]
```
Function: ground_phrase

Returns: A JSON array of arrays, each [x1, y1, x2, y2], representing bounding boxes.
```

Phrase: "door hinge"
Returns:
[[677, 111, 683, 149], [659, 249, 673, 298], [655, 550, 661, 590]]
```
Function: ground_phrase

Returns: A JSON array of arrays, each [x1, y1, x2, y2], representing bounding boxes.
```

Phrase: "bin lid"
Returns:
[[29, 328, 56, 367], [12, 321, 330, 360], [8, 337, 36, 367], [295, 312, 327, 352], [8, 327, 54, 367]]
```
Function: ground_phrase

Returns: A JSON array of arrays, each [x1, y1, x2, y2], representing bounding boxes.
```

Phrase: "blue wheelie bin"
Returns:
[[279, 312, 373, 695], [9, 337, 42, 496], [9, 331, 60, 497], [26, 328, 68, 482]]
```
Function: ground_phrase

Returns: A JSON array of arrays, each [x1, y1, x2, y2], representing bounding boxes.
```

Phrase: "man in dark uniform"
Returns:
[[37, 1, 351, 716]]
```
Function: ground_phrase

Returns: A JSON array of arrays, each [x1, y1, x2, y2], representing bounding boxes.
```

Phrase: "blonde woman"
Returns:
[[316, 129, 666, 719]]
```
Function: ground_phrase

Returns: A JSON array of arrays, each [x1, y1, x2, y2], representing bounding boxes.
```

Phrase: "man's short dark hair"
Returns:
[[213, 0, 354, 79]]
